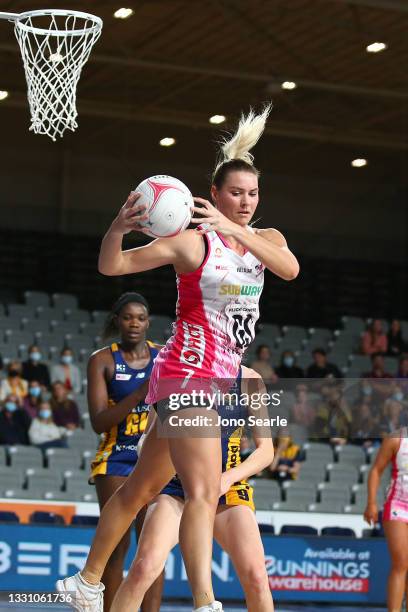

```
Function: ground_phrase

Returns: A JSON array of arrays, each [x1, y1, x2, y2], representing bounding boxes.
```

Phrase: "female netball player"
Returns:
[[364, 429, 408, 612], [88, 292, 163, 611], [110, 365, 274, 612], [58, 105, 299, 612]]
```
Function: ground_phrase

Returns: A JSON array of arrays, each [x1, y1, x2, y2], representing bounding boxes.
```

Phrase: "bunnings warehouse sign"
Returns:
[[0, 525, 388, 604]]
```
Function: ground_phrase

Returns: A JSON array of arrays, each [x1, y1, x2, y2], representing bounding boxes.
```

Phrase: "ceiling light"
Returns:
[[351, 158, 368, 168], [159, 137, 176, 147], [113, 8, 134, 19], [366, 42, 387, 53], [209, 115, 226, 125], [281, 81, 297, 90], [0, 91, 9, 101]]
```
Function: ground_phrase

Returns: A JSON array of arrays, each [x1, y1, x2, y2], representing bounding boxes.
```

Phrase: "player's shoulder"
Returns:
[[241, 365, 262, 380], [254, 227, 287, 247], [88, 345, 113, 364]]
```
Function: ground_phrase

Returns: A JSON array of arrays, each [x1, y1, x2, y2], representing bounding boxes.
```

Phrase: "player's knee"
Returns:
[[116, 480, 156, 511], [128, 553, 163, 587], [391, 551, 408, 572], [241, 563, 269, 594]]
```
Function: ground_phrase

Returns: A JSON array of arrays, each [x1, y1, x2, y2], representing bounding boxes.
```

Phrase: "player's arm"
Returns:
[[221, 368, 274, 491], [87, 349, 149, 434], [98, 192, 201, 275], [364, 435, 397, 525]]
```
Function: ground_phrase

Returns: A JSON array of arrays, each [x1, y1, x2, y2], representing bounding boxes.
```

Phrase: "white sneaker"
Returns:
[[194, 602, 223, 612], [56, 572, 104, 611]]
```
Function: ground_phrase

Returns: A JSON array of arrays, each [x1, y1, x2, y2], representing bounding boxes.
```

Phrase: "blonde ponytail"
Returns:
[[212, 103, 272, 187]]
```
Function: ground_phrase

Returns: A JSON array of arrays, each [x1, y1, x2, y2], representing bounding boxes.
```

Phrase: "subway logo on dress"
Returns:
[[219, 285, 262, 296]]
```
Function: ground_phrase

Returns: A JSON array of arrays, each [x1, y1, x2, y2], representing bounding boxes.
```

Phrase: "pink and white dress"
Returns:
[[146, 229, 264, 404], [383, 428, 408, 523]]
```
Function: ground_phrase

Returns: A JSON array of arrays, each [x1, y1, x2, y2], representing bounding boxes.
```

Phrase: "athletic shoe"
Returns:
[[193, 602, 223, 612], [56, 572, 104, 611]]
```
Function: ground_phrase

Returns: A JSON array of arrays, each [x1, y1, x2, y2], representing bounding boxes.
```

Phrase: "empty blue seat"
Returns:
[[280, 525, 318, 536], [258, 524, 275, 534], [30, 511, 64, 525], [321, 526, 356, 537], [70, 515, 98, 527], [0, 511, 19, 523]]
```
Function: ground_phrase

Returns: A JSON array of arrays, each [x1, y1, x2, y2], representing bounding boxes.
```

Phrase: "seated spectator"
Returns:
[[51, 348, 81, 395], [275, 351, 304, 379], [313, 383, 352, 445], [250, 345, 278, 385], [362, 353, 394, 400], [290, 384, 315, 428], [397, 354, 408, 394], [22, 345, 51, 388], [350, 401, 381, 449], [50, 381, 80, 430], [0, 361, 28, 403], [269, 436, 305, 481], [361, 319, 388, 356], [306, 348, 342, 380], [379, 398, 408, 436], [387, 319, 407, 357], [22, 380, 43, 419], [0, 394, 31, 445], [28, 401, 68, 450]]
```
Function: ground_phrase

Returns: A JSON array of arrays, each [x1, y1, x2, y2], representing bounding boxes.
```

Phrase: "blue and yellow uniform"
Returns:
[[91, 341, 160, 478], [161, 368, 255, 510]]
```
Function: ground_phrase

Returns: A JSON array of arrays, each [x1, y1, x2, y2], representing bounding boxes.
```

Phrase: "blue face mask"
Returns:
[[393, 392, 404, 402], [29, 387, 41, 398], [39, 409, 52, 420], [61, 355, 73, 365], [5, 402, 17, 412], [362, 386, 372, 396], [283, 356, 294, 368], [30, 351, 42, 362]]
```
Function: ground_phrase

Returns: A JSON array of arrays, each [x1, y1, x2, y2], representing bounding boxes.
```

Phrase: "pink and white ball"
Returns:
[[135, 175, 194, 238]]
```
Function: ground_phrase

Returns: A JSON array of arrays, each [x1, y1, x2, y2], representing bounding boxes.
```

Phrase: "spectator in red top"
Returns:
[[361, 319, 388, 356], [387, 320, 407, 357], [50, 381, 80, 430], [363, 352, 393, 400], [22, 380, 43, 419]]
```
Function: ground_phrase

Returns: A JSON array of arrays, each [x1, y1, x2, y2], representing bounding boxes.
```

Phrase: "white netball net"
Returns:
[[11, 10, 102, 141]]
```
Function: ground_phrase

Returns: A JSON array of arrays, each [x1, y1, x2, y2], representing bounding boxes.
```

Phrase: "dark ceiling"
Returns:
[[0, 0, 407, 185]]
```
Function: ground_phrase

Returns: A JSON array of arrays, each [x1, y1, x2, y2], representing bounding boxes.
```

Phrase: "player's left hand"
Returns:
[[192, 197, 239, 237]]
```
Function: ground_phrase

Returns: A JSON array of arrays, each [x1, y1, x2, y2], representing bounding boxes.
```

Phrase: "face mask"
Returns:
[[8, 369, 19, 378], [61, 355, 73, 365], [39, 409, 52, 420], [362, 386, 372, 396], [29, 387, 41, 398], [5, 402, 17, 412], [393, 392, 404, 402], [283, 356, 294, 368], [30, 352, 42, 362]]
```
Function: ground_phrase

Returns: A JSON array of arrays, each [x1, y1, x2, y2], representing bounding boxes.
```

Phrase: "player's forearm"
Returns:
[[227, 440, 274, 483], [367, 467, 380, 504], [233, 226, 299, 280], [90, 385, 147, 433], [98, 223, 125, 276]]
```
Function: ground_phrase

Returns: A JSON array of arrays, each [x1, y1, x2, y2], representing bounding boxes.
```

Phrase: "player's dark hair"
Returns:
[[102, 292, 149, 340]]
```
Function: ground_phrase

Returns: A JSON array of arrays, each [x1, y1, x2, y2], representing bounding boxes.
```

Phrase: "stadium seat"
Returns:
[[280, 525, 318, 536], [4, 329, 34, 348], [296, 462, 327, 484], [43, 491, 73, 501], [0, 467, 24, 490], [46, 448, 83, 471], [341, 316, 365, 334], [335, 444, 367, 466], [321, 526, 356, 537], [258, 524, 275, 534], [7, 304, 35, 319], [30, 511, 65, 525], [82, 491, 98, 502], [327, 463, 359, 484], [3, 489, 38, 500], [24, 291, 50, 308], [91, 310, 110, 324], [318, 483, 351, 504], [308, 500, 344, 513], [272, 501, 309, 512], [0, 511, 20, 523], [64, 308, 91, 323], [308, 327, 333, 348], [285, 487, 316, 505], [303, 443, 333, 464], [26, 471, 62, 493], [8, 446, 43, 469], [52, 293, 78, 310], [71, 515, 99, 526], [36, 306, 66, 321], [0, 447, 7, 466]]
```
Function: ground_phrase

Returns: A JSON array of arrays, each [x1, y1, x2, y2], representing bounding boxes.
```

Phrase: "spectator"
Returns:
[[28, 400, 68, 450], [51, 348, 81, 395], [0, 394, 31, 445], [397, 354, 408, 394], [50, 381, 80, 430], [22, 380, 43, 419], [269, 436, 305, 481], [362, 353, 394, 400], [350, 401, 381, 449], [290, 384, 315, 428], [361, 319, 388, 356], [0, 361, 28, 403], [379, 399, 407, 437], [250, 345, 278, 385], [313, 383, 352, 445], [275, 350, 304, 379], [306, 348, 342, 380], [22, 344, 51, 388]]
